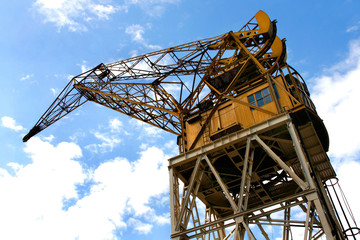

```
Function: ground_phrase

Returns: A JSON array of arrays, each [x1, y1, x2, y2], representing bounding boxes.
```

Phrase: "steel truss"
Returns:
[[21, 9, 356, 239], [169, 114, 343, 240], [23, 10, 284, 142]]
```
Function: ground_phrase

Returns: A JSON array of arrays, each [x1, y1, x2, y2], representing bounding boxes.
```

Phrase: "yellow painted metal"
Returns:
[[23, 10, 281, 142], [75, 84, 181, 117], [255, 10, 272, 33], [270, 36, 283, 58], [232, 10, 272, 39]]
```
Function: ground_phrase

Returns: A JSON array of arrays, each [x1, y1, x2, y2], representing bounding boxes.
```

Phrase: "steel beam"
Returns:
[[253, 134, 308, 190]]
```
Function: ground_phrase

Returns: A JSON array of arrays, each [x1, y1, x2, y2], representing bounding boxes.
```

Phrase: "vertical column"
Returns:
[[169, 165, 181, 240], [287, 121, 337, 240], [287, 121, 314, 188], [282, 204, 291, 240]]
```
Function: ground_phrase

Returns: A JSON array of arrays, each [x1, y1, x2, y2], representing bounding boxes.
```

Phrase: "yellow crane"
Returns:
[[23, 10, 282, 144], [23, 10, 359, 240]]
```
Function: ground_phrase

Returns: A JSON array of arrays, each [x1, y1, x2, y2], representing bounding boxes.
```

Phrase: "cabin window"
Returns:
[[248, 86, 278, 107], [248, 94, 256, 106]]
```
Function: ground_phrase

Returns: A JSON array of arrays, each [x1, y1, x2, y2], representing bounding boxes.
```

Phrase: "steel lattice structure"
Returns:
[[23, 10, 359, 240], [23, 11, 283, 142]]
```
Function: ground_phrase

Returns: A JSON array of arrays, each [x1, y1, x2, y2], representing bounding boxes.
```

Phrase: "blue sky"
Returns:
[[1, 0, 360, 239]]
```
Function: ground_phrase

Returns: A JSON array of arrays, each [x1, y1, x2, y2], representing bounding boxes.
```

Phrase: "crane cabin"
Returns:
[[180, 60, 328, 154]]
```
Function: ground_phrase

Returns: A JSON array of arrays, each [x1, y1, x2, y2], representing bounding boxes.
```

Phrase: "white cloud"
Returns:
[[124, 0, 180, 17], [0, 137, 85, 240], [20, 74, 34, 81], [33, 0, 125, 32], [162, 81, 181, 97], [0, 135, 170, 239], [33, 0, 180, 32], [43, 134, 55, 142], [335, 160, 360, 226], [164, 139, 178, 155], [310, 38, 360, 228], [89, 4, 118, 20], [125, 0, 179, 3], [125, 24, 161, 50], [86, 131, 122, 153], [79, 60, 91, 73], [85, 118, 126, 153], [50, 87, 58, 96], [140, 143, 148, 150], [346, 22, 360, 33], [129, 118, 163, 139], [109, 118, 123, 132], [95, 131, 121, 148], [128, 218, 153, 234], [311, 38, 360, 159], [69, 130, 86, 142], [6, 162, 23, 173], [67, 145, 170, 238], [1, 116, 25, 132], [127, 146, 169, 213], [125, 24, 145, 42]]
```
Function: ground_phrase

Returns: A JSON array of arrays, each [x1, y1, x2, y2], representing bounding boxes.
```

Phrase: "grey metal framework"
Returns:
[[169, 113, 344, 239]]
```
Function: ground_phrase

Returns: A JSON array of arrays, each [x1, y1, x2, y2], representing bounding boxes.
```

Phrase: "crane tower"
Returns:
[[23, 11, 359, 239]]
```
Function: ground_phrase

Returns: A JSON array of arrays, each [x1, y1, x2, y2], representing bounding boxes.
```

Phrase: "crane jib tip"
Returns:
[[22, 125, 42, 142]]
